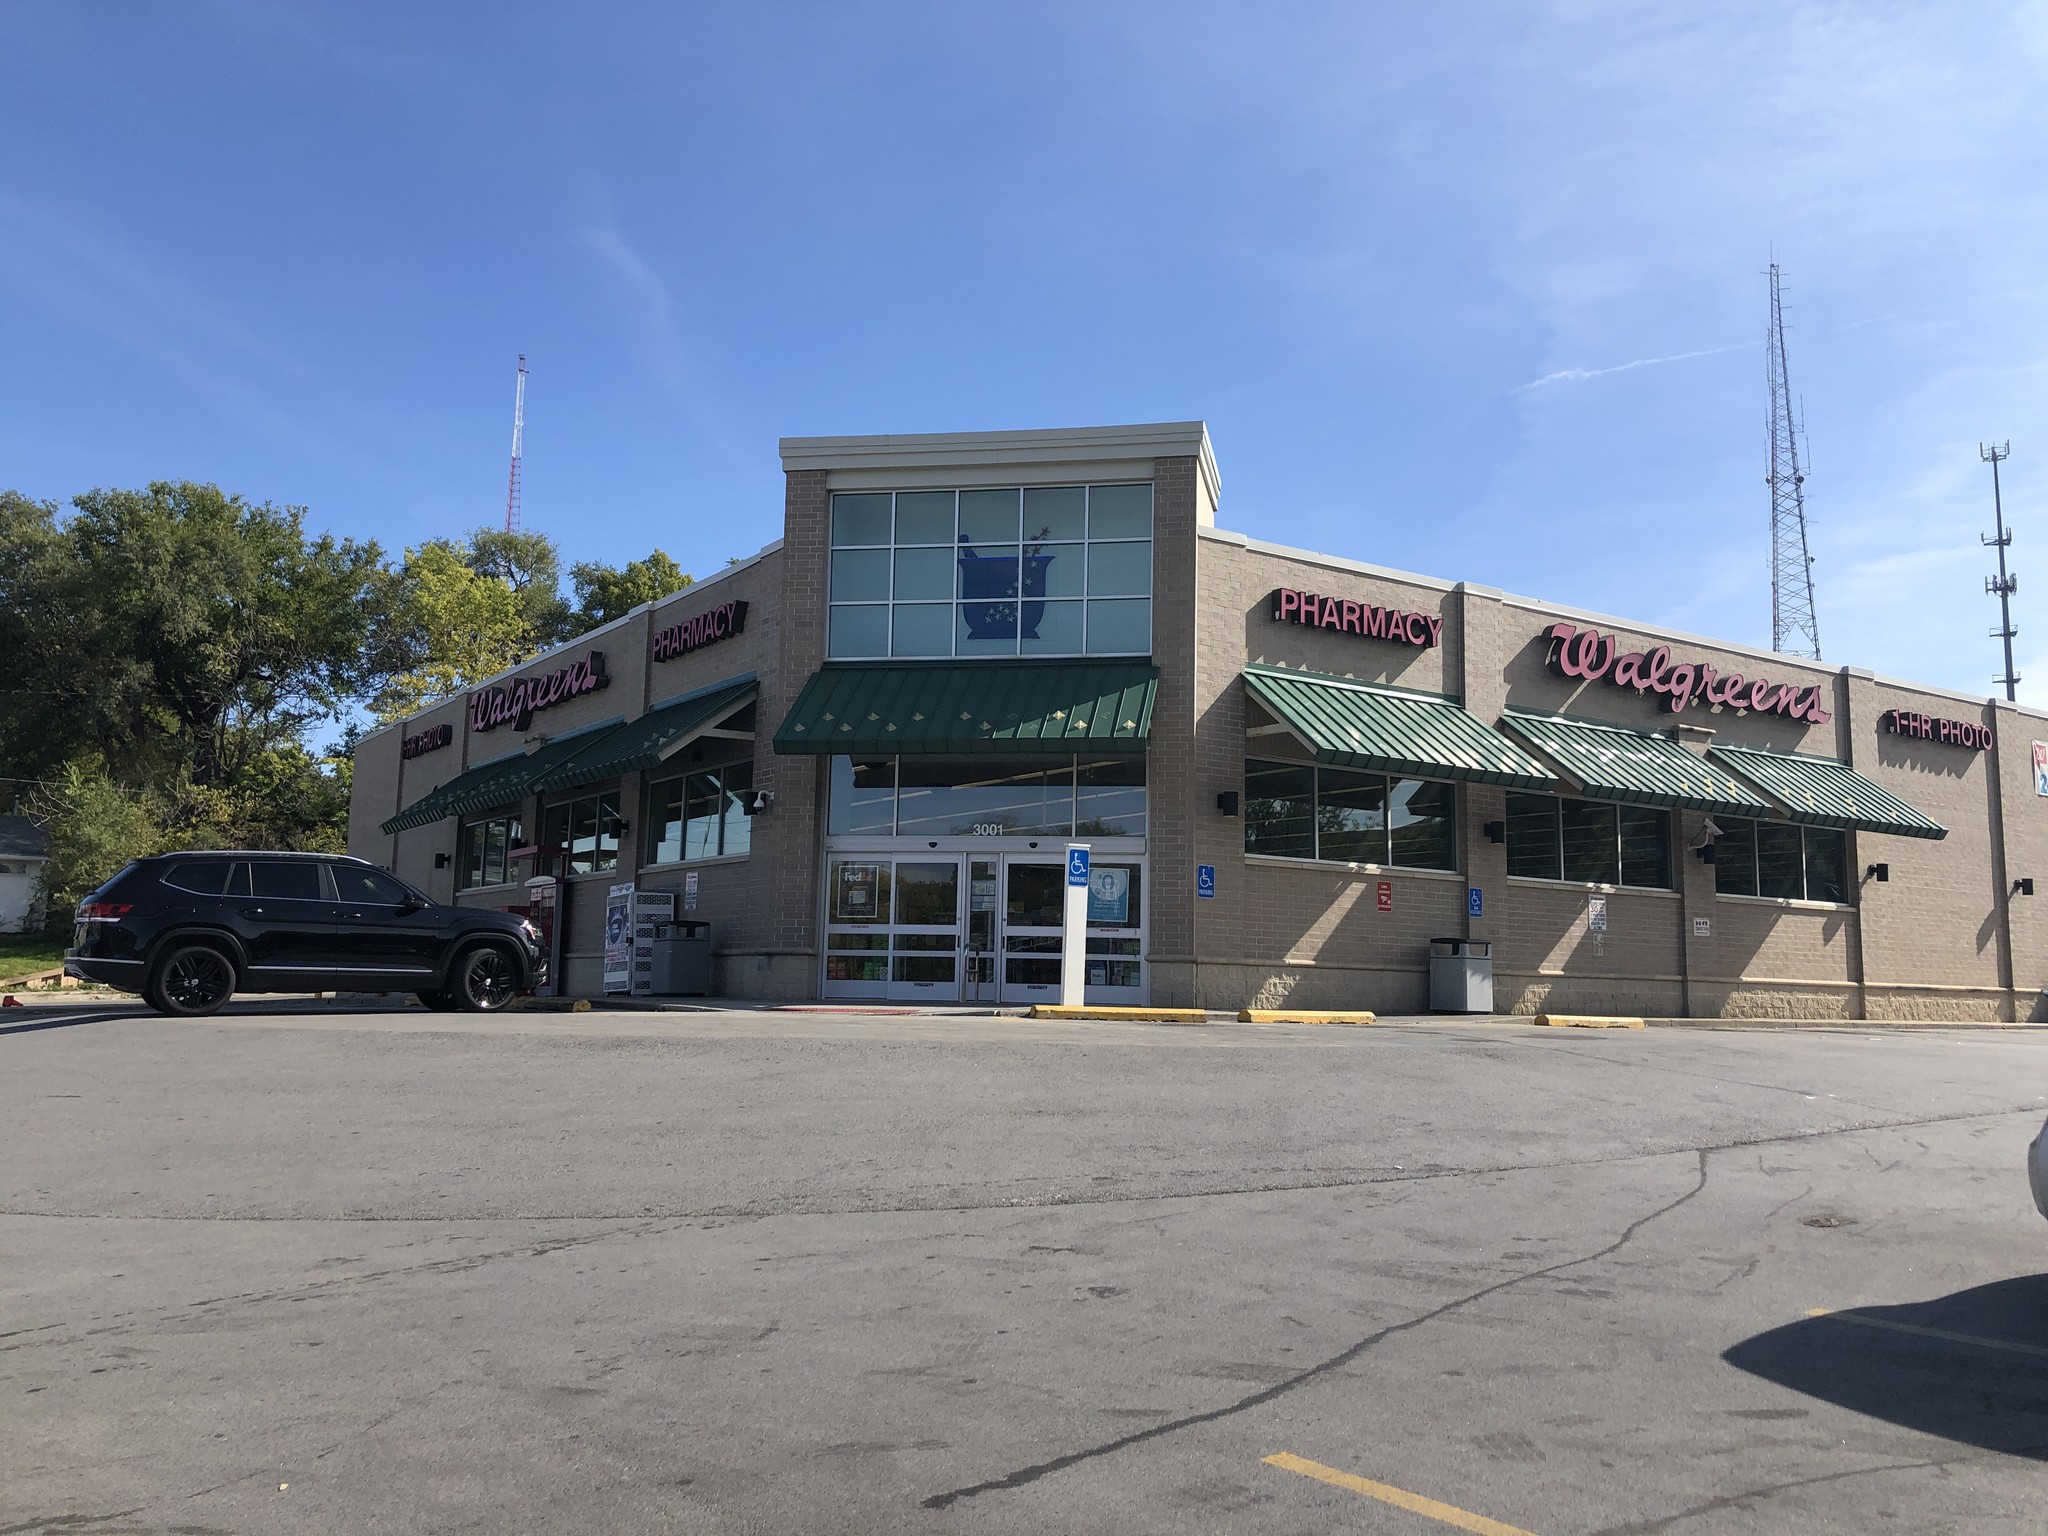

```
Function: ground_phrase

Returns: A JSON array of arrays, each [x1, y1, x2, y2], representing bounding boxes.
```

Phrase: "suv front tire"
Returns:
[[450, 942, 520, 1013]]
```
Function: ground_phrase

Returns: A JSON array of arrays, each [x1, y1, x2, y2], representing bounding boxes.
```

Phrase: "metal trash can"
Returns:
[[1429, 937, 1494, 1014], [648, 920, 713, 996]]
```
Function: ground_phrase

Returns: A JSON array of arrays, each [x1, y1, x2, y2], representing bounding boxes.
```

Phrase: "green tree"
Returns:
[[28, 761, 160, 932], [569, 549, 693, 634], [371, 539, 534, 722], [0, 482, 386, 790], [466, 527, 573, 645]]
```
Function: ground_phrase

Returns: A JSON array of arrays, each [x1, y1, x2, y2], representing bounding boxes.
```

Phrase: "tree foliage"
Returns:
[[570, 549, 692, 634], [0, 481, 699, 931]]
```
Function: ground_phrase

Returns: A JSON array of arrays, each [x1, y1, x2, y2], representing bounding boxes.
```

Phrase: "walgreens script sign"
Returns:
[[1545, 624, 1831, 724], [469, 651, 610, 733]]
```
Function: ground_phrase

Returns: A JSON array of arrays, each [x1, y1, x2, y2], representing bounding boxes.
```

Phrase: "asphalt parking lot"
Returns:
[[4, 1001, 2047, 1534]]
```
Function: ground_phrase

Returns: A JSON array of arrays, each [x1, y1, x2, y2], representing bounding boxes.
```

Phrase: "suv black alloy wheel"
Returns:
[[148, 944, 237, 1017], [454, 943, 519, 1012]]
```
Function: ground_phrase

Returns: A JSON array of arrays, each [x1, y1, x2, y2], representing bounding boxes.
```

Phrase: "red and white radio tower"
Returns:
[[503, 354, 527, 534]]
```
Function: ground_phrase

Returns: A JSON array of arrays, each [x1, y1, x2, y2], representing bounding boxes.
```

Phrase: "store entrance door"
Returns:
[[996, 856, 1145, 1006]]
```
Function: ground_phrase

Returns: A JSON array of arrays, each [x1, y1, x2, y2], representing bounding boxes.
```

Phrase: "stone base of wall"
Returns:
[[711, 950, 816, 1001], [1160, 961, 1431, 1015], [1498, 975, 1685, 1019], [1863, 986, 2013, 1024], [1687, 984, 1858, 1021]]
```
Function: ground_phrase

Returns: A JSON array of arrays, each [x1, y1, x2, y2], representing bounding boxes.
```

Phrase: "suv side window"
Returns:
[[249, 861, 329, 901], [163, 859, 237, 895], [334, 867, 413, 906]]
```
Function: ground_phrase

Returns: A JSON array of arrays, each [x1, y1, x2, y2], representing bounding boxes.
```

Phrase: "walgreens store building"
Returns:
[[349, 422, 2048, 1021]]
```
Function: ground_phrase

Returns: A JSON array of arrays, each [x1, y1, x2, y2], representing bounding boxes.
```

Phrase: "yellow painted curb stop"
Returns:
[[1531, 1013, 1644, 1029], [508, 996, 593, 1013], [1030, 1004, 1209, 1024], [1238, 1009, 1378, 1025]]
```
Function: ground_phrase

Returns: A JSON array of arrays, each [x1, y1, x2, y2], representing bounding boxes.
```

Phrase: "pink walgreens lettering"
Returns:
[[469, 651, 610, 733], [1543, 623, 1831, 723]]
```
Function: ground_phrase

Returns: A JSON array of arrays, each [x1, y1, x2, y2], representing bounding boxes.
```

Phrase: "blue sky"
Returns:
[[5, 2, 2046, 702]]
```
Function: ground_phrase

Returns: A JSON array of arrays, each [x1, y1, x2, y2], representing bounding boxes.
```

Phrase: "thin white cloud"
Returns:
[[1518, 340, 1759, 391]]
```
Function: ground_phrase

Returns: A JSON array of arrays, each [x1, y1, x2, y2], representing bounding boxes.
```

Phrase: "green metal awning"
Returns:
[[773, 659, 1158, 755], [533, 677, 757, 793], [1243, 667, 1557, 788], [1500, 712, 1774, 815], [379, 719, 623, 834], [1709, 745, 1947, 839]]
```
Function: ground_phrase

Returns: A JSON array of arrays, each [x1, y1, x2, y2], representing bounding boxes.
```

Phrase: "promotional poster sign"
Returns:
[[835, 862, 883, 921], [604, 883, 634, 993], [1086, 866, 1130, 924], [2033, 742, 2048, 797]]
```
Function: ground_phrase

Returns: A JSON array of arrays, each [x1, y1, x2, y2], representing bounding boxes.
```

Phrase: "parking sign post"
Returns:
[[1062, 844, 1091, 1007]]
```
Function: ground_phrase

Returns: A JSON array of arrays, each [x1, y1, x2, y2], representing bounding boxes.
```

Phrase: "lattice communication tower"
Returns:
[[1766, 264, 1821, 659], [504, 354, 527, 535], [1982, 441, 2019, 702]]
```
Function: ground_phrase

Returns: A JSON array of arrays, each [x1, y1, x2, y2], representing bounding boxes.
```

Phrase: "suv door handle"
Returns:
[[238, 906, 267, 916]]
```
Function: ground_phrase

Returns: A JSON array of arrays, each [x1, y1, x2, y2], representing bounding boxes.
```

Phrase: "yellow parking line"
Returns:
[[1263, 1452, 1540, 1536], [1805, 1307, 2048, 1361]]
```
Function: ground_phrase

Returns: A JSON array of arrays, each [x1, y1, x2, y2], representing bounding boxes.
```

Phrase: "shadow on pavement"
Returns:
[[1723, 1275, 2048, 1460], [0, 1004, 149, 1037]]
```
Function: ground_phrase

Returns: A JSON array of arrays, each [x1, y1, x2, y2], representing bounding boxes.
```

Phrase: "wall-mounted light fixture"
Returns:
[[1867, 863, 1890, 883], [1482, 821, 1505, 843], [1216, 790, 1240, 816], [2016, 877, 2036, 897], [434, 852, 451, 869]]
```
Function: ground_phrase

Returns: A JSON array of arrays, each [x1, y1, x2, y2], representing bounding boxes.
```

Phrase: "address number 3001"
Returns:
[[972, 823, 1004, 836]]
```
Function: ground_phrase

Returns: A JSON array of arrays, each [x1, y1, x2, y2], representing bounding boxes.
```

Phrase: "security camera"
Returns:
[[1689, 818, 1723, 850]]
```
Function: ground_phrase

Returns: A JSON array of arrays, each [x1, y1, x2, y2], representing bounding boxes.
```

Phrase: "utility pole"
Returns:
[[1766, 263, 1822, 659], [1982, 441, 2019, 702], [504, 354, 527, 535]]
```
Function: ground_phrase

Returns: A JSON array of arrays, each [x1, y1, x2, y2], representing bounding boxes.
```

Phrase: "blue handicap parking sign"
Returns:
[[1197, 863, 1216, 900], [1468, 886, 1483, 918], [1067, 846, 1092, 886]]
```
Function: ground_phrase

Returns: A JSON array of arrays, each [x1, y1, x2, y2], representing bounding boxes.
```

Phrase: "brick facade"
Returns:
[[350, 420, 2048, 1021]]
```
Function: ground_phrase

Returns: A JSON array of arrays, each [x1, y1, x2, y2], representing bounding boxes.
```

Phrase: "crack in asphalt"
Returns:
[[1, 1101, 2032, 1232], [2, 1103, 2032, 1358], [1583, 1439, 2048, 1534], [919, 1147, 1714, 1509]]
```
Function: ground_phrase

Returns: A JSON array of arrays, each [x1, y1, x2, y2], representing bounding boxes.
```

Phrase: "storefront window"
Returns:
[[1244, 760, 1457, 870], [896, 757, 1074, 838], [1504, 793, 1672, 890], [1244, 761, 1315, 858], [456, 812, 524, 890], [826, 484, 1152, 659], [646, 762, 754, 864], [538, 791, 621, 876], [827, 754, 1145, 838], [1714, 819, 1848, 903]]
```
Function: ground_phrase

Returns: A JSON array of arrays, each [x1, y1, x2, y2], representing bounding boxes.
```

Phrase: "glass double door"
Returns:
[[824, 853, 1144, 1005]]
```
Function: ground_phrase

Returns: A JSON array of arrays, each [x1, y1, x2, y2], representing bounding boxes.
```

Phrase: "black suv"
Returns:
[[66, 852, 546, 1016]]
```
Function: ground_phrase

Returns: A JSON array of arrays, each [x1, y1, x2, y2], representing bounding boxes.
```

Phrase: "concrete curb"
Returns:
[[1531, 1014, 1646, 1030], [1238, 1009, 1379, 1026], [1029, 1005, 1211, 1025]]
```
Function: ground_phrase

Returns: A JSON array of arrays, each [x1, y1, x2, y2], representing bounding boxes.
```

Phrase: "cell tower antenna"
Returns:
[[1767, 263, 1822, 658], [503, 354, 527, 535], [1981, 440, 2019, 702]]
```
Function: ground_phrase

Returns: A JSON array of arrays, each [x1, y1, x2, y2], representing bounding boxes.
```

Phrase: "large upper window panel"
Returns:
[[826, 485, 1151, 658], [1504, 794, 1673, 890], [1243, 760, 1458, 871]]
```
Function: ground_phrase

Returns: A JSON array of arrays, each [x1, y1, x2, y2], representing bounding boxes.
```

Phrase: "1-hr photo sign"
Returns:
[[1881, 709, 1991, 751]]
